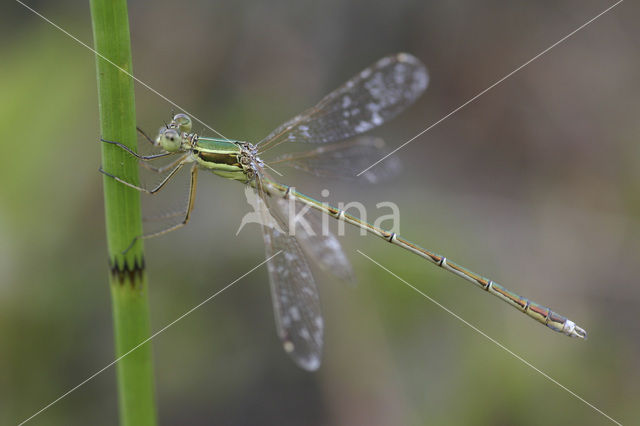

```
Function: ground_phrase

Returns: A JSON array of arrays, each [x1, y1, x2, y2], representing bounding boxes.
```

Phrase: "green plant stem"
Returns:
[[90, 1, 157, 425]]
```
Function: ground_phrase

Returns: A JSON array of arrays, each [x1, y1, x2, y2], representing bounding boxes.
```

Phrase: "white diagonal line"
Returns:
[[357, 0, 624, 176], [357, 250, 622, 426], [14, 0, 231, 142], [18, 251, 281, 426], [262, 160, 284, 177]]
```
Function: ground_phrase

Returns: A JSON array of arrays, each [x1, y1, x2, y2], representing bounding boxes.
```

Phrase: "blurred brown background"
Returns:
[[2, 0, 639, 424]]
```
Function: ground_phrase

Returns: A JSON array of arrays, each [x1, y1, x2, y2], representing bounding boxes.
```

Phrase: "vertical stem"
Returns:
[[90, 1, 157, 425]]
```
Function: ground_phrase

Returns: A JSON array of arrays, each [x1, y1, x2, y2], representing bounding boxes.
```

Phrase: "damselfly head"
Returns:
[[172, 113, 192, 133], [156, 127, 182, 152]]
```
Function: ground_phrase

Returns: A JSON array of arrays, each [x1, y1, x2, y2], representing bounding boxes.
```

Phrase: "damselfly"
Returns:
[[101, 53, 586, 371]]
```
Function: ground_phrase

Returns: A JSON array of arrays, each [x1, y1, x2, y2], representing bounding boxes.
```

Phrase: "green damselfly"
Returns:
[[101, 53, 586, 371]]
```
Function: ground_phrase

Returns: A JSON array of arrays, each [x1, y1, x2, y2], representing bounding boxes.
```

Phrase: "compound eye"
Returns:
[[173, 113, 192, 133], [160, 128, 181, 152]]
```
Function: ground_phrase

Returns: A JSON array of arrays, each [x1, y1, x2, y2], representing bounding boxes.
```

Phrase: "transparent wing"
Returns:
[[267, 136, 402, 184], [253, 178, 324, 371], [271, 196, 355, 283], [257, 53, 428, 152]]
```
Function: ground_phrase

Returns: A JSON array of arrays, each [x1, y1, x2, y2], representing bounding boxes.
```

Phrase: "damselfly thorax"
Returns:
[[161, 124, 262, 183]]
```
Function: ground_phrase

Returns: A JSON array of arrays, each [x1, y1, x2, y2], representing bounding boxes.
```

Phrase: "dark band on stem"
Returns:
[[109, 256, 146, 286]]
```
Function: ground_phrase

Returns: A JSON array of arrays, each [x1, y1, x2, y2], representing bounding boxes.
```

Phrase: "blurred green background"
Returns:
[[2, 0, 639, 424]]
